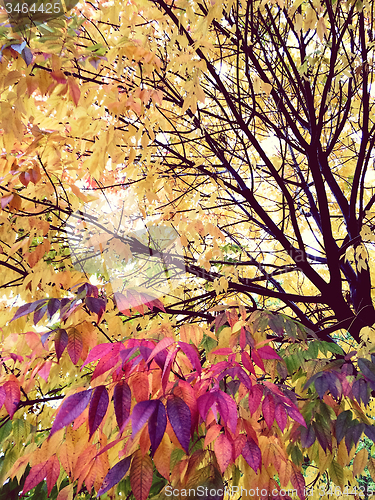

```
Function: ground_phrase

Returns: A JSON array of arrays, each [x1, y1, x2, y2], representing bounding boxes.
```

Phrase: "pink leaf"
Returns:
[[38, 361, 52, 382], [167, 395, 191, 453], [0, 386, 6, 410], [81, 342, 123, 369], [216, 390, 238, 434], [4, 380, 20, 419], [252, 349, 265, 371], [91, 351, 119, 380], [262, 393, 275, 428], [178, 342, 202, 375], [89, 385, 109, 438], [212, 348, 233, 356], [50, 389, 92, 437], [257, 346, 281, 360], [146, 337, 175, 364]]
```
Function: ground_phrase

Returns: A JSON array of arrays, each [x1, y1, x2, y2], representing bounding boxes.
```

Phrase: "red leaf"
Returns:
[[22, 460, 49, 495], [248, 385, 263, 415], [4, 380, 20, 419], [46, 455, 60, 496], [252, 349, 265, 371], [89, 385, 109, 438], [97, 455, 132, 496], [54, 329, 68, 362], [130, 450, 153, 500], [114, 380, 132, 431], [275, 403, 288, 432], [262, 393, 275, 428], [67, 328, 82, 364], [91, 351, 119, 380], [257, 345, 281, 360], [214, 434, 232, 473], [167, 395, 191, 453], [242, 438, 261, 472], [146, 337, 175, 364], [50, 389, 92, 437], [212, 348, 233, 356], [290, 463, 305, 500], [178, 341, 202, 375], [81, 342, 123, 369], [241, 351, 255, 375], [22, 455, 60, 496]]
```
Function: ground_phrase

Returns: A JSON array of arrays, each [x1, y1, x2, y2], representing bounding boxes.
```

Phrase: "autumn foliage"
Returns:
[[1, 0, 375, 498]]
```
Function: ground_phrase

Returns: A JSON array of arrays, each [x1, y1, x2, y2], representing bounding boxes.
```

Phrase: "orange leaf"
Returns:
[[130, 450, 153, 500], [68, 77, 80, 106], [214, 434, 232, 473]]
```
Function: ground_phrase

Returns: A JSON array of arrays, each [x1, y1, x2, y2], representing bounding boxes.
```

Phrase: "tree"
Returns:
[[1, 0, 375, 498]]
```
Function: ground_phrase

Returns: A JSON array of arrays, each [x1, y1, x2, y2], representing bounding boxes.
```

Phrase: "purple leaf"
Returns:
[[114, 380, 131, 431], [11, 299, 47, 322], [167, 395, 191, 453], [242, 438, 261, 472], [34, 304, 48, 325], [216, 390, 238, 433], [275, 403, 287, 432], [89, 385, 109, 438], [286, 405, 306, 428], [148, 400, 167, 457], [300, 425, 316, 448], [97, 455, 132, 496], [54, 329, 68, 362], [132, 400, 158, 437], [50, 389, 92, 437], [85, 297, 106, 322], [178, 342, 202, 375], [47, 299, 60, 320]]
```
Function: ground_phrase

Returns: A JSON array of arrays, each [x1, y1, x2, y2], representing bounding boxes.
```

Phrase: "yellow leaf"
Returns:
[[353, 448, 368, 477]]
